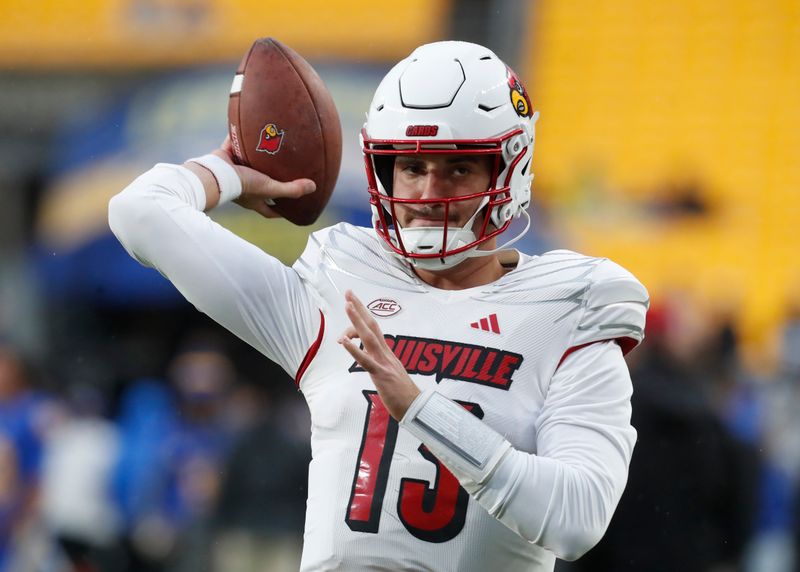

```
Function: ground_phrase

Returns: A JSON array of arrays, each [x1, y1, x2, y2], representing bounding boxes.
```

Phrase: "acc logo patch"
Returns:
[[506, 68, 533, 118], [368, 298, 402, 317], [256, 123, 285, 154]]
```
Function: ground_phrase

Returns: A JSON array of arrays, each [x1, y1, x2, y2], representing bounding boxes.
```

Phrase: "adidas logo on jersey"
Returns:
[[470, 313, 500, 334]]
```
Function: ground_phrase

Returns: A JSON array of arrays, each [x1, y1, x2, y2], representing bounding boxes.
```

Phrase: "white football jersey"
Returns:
[[109, 164, 649, 572], [291, 223, 645, 571]]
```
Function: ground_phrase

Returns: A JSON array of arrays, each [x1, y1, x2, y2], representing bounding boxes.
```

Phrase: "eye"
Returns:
[[451, 164, 473, 177], [401, 161, 425, 175]]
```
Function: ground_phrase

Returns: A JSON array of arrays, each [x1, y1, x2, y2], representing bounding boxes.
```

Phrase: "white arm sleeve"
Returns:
[[402, 340, 635, 561], [108, 163, 320, 378]]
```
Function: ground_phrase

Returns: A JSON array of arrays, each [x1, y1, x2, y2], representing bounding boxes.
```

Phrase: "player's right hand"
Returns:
[[210, 136, 316, 218]]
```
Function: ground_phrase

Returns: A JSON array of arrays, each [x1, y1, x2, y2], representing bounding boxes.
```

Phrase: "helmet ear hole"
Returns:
[[499, 204, 514, 224]]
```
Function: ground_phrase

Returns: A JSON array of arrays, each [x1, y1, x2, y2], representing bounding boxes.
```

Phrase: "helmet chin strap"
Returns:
[[465, 208, 531, 258]]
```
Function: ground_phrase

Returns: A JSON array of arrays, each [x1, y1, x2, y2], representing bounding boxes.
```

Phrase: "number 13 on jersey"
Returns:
[[345, 390, 484, 543]]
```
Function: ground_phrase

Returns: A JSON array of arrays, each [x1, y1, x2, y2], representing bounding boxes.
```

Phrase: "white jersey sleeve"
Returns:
[[108, 163, 321, 379]]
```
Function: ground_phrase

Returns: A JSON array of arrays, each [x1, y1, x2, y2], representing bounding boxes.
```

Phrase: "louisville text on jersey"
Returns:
[[348, 334, 523, 389]]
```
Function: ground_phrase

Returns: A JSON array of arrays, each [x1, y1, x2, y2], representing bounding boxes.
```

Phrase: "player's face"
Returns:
[[392, 154, 493, 230]]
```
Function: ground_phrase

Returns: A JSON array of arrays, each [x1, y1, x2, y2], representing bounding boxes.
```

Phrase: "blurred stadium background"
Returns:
[[0, 0, 798, 571]]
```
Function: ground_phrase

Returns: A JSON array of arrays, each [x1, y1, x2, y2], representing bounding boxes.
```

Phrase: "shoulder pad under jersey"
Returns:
[[292, 223, 422, 291], [568, 253, 649, 354]]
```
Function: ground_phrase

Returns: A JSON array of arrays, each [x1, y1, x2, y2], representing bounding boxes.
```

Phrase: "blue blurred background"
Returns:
[[0, 1, 798, 571]]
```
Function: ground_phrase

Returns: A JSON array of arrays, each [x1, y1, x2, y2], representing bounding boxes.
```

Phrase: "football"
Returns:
[[228, 38, 342, 226]]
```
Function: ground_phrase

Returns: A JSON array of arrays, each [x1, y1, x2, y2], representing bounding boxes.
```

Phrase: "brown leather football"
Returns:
[[228, 38, 342, 226]]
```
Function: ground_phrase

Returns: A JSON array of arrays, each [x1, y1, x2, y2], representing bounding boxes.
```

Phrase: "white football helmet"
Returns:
[[362, 40, 539, 270]]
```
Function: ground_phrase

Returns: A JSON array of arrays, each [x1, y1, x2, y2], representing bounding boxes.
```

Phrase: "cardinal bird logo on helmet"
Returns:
[[506, 68, 532, 118], [256, 123, 285, 154]]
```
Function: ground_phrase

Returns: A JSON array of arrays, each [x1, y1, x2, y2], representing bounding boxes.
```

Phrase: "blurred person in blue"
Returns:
[[739, 308, 800, 572], [0, 342, 56, 571], [113, 337, 237, 572], [109, 41, 649, 571], [795, 492, 800, 572]]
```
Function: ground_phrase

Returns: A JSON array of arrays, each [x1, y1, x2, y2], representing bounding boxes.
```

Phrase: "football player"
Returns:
[[109, 41, 648, 571]]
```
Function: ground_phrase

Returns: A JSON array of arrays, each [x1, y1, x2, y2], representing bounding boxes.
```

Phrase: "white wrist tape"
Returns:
[[187, 154, 242, 205], [401, 389, 511, 485]]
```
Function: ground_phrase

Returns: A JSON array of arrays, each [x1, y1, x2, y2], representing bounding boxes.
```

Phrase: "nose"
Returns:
[[418, 171, 449, 201]]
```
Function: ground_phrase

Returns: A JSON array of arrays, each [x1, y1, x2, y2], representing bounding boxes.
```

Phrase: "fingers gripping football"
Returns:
[[233, 176, 316, 218], [212, 137, 316, 218], [339, 290, 421, 420]]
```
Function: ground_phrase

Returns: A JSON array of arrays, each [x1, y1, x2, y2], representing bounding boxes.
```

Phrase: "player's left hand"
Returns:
[[339, 290, 421, 420]]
